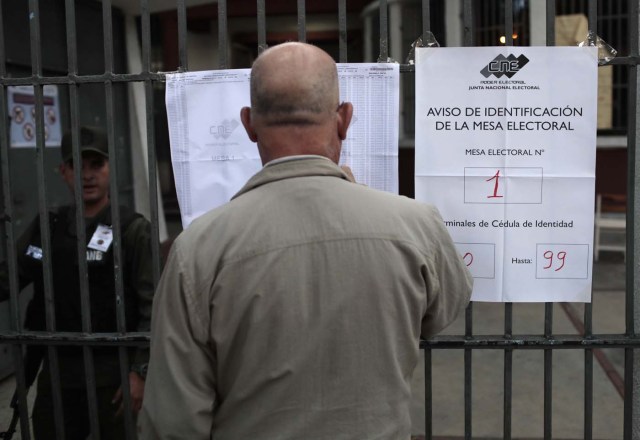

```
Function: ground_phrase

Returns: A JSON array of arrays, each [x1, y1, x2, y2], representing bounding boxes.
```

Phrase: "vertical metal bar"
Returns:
[[544, 4, 555, 439], [584, 3, 597, 439], [29, 0, 66, 438], [505, 0, 514, 46], [543, 310, 553, 440], [462, 4, 474, 437], [424, 349, 432, 440], [502, 0, 515, 434], [503, 343, 512, 440], [0, 2, 31, 437], [338, 0, 348, 62], [546, 0, 556, 46], [106, 86, 136, 439], [141, 0, 161, 287], [626, 1, 640, 437], [297, 0, 306, 43], [177, 0, 189, 70], [107, 88, 135, 440], [379, 0, 389, 60], [218, 0, 228, 69], [64, 0, 101, 436], [420, 6, 431, 435], [422, 0, 431, 34], [584, 347, 593, 440], [101, 1, 135, 437], [257, 0, 267, 54], [502, 2, 514, 436], [464, 342, 472, 440], [463, 0, 474, 47]]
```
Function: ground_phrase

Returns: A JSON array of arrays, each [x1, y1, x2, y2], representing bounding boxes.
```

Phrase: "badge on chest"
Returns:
[[88, 224, 113, 252], [26, 245, 43, 260]]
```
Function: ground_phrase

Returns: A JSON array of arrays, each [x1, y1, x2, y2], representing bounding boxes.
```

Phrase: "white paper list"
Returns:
[[166, 64, 400, 229], [338, 64, 399, 194]]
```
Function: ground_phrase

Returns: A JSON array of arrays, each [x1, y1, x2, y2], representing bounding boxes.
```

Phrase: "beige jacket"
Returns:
[[139, 156, 472, 439]]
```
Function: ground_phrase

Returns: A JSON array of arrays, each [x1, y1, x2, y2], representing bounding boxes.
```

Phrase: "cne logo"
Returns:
[[480, 54, 530, 79], [210, 119, 239, 140]]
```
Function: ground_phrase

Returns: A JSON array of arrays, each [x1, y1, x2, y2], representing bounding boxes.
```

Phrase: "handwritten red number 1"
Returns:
[[543, 250, 567, 272], [486, 170, 504, 198]]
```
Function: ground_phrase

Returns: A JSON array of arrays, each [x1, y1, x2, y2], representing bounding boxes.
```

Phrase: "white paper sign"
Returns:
[[415, 47, 598, 303], [166, 69, 258, 228], [88, 224, 114, 252], [8, 85, 62, 148], [338, 64, 399, 193], [166, 64, 399, 228]]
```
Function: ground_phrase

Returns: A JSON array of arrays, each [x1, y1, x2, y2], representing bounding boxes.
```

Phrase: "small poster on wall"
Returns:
[[8, 85, 62, 148]]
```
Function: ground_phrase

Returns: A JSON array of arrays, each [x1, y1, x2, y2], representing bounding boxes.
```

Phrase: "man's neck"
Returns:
[[84, 199, 109, 219]]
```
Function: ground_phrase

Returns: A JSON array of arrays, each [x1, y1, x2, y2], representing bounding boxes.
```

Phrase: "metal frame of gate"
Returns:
[[0, 1, 639, 439]]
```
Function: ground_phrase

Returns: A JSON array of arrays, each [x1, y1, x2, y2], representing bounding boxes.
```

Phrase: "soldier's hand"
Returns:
[[112, 371, 145, 416]]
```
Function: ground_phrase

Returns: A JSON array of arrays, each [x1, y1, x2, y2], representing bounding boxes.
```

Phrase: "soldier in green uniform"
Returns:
[[0, 126, 154, 439]]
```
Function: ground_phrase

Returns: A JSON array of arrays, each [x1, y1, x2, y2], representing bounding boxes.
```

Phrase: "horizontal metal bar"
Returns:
[[0, 72, 168, 86], [420, 335, 640, 349], [0, 332, 149, 345], [607, 56, 640, 65], [3, 56, 634, 87], [1, 332, 639, 349]]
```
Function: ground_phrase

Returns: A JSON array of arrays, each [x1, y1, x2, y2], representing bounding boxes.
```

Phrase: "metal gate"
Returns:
[[0, 1, 639, 439]]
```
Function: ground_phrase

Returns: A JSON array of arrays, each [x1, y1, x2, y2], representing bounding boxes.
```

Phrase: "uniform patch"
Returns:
[[86, 249, 104, 262], [26, 245, 43, 260]]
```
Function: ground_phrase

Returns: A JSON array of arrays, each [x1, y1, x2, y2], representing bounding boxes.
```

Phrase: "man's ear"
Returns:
[[240, 107, 258, 142], [337, 102, 353, 141]]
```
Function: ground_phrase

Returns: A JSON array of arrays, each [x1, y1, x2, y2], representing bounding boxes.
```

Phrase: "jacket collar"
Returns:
[[231, 156, 351, 200], [64, 203, 112, 236]]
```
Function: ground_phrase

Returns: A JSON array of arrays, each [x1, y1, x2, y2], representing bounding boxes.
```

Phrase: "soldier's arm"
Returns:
[[123, 216, 155, 373], [0, 216, 40, 302]]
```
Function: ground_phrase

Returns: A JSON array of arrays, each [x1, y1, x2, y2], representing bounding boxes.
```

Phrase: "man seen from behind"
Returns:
[[139, 42, 472, 439]]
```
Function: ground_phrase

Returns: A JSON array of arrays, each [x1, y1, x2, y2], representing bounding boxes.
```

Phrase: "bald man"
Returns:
[[139, 43, 472, 439]]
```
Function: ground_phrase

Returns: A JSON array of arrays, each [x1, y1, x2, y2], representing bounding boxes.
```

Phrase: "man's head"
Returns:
[[240, 42, 353, 164], [59, 126, 111, 216]]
